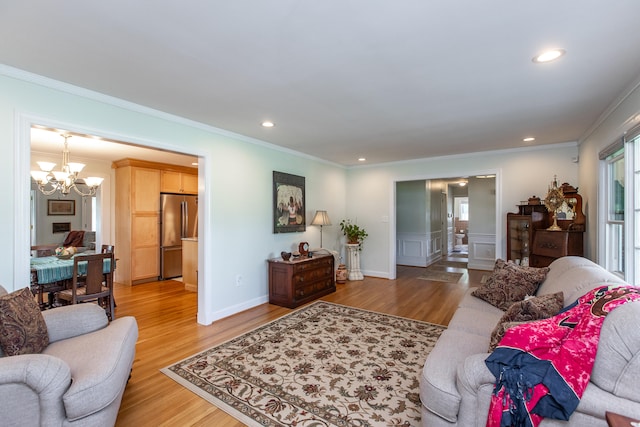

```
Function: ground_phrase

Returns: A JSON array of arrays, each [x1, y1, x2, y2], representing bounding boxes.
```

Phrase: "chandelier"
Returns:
[[30, 134, 104, 196]]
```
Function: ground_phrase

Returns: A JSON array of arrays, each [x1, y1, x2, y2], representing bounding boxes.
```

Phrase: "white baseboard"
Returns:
[[202, 294, 269, 324]]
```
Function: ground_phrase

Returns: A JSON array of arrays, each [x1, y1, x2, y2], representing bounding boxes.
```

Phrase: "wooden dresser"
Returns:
[[507, 182, 585, 267], [531, 230, 584, 268], [268, 253, 335, 308]]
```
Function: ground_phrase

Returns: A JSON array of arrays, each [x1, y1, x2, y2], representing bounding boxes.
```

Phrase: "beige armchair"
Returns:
[[0, 285, 137, 426]]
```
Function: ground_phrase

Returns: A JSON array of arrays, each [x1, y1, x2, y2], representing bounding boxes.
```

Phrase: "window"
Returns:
[[631, 135, 640, 285], [603, 148, 624, 276], [601, 132, 640, 285], [455, 197, 469, 221]]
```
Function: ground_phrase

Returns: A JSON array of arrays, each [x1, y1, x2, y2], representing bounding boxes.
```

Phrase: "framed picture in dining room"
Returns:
[[273, 171, 305, 233], [52, 222, 71, 233], [47, 199, 75, 216]]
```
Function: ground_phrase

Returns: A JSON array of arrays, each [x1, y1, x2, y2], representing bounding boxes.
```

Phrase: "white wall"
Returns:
[[346, 145, 579, 279], [578, 79, 640, 261]]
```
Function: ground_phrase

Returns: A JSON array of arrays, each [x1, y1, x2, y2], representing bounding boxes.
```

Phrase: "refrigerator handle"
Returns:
[[181, 201, 187, 239]]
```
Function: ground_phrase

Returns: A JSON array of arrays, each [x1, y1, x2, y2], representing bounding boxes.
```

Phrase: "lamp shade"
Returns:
[[311, 210, 331, 226]]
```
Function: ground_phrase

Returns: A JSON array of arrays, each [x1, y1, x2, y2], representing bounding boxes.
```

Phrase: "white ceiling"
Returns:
[[30, 127, 198, 168], [4, 1, 640, 166]]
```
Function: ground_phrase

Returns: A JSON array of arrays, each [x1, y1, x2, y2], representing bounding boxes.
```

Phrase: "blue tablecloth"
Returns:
[[30, 255, 113, 284]]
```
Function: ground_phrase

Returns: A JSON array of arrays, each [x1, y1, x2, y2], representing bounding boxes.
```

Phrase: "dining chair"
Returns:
[[101, 244, 117, 308], [56, 253, 115, 320]]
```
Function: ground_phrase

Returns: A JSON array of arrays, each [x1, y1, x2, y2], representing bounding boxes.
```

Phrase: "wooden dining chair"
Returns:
[[101, 244, 117, 308], [56, 253, 115, 320]]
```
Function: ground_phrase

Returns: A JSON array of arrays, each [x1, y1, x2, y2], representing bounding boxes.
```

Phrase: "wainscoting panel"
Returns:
[[429, 231, 443, 265], [468, 233, 496, 271], [397, 231, 442, 267], [397, 232, 427, 267]]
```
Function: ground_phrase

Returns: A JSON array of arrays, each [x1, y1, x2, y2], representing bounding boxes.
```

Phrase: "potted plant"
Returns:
[[339, 219, 368, 249]]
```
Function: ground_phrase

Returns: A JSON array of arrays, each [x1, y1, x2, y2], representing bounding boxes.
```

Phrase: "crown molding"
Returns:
[[0, 64, 344, 169]]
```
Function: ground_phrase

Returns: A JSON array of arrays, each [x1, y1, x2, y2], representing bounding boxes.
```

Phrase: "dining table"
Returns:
[[30, 254, 113, 309]]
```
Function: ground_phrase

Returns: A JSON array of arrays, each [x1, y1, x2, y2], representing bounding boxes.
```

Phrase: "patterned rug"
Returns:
[[162, 301, 445, 426], [435, 260, 468, 268], [416, 270, 463, 283], [448, 253, 468, 258]]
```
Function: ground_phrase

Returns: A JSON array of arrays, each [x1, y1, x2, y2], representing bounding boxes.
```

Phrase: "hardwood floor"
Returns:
[[114, 255, 485, 426]]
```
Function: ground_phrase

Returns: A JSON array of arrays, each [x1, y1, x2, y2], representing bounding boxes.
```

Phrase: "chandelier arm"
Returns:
[[71, 184, 96, 197], [36, 183, 61, 196]]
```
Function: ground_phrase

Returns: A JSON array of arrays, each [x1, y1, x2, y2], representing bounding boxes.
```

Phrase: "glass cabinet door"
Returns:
[[507, 214, 532, 265]]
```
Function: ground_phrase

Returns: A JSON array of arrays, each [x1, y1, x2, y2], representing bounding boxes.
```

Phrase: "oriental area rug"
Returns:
[[161, 301, 445, 427]]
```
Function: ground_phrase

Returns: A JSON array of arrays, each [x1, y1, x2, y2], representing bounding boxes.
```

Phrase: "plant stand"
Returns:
[[346, 243, 363, 281]]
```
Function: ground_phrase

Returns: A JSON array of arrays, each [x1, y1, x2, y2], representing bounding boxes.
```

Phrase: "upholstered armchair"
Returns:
[[0, 285, 138, 426]]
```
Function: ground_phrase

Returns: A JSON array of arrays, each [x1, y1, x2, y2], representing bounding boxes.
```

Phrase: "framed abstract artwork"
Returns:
[[273, 171, 305, 233]]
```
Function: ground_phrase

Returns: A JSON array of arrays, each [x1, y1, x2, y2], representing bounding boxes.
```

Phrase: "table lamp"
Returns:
[[311, 210, 331, 248]]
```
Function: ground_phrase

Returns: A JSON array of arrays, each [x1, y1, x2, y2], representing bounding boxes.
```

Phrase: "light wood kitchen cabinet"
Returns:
[[182, 238, 198, 292], [114, 160, 161, 285], [161, 170, 198, 194], [114, 158, 198, 285]]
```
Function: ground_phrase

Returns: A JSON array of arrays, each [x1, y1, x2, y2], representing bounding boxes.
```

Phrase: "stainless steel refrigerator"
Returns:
[[160, 193, 198, 279]]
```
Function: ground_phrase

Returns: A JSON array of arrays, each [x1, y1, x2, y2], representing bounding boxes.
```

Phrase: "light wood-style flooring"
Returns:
[[114, 255, 484, 426]]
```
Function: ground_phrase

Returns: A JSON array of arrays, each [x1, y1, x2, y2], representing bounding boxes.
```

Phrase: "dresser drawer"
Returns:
[[295, 278, 334, 299], [268, 254, 335, 308], [533, 231, 568, 258], [293, 265, 333, 285]]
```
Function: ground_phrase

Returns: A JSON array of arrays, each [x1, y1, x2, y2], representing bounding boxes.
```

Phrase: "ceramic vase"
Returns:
[[336, 264, 348, 283]]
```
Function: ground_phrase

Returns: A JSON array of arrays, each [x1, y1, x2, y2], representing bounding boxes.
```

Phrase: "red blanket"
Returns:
[[63, 230, 85, 247], [485, 285, 640, 427]]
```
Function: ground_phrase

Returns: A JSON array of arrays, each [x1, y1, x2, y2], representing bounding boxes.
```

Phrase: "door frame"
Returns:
[[15, 113, 213, 324], [389, 170, 502, 279]]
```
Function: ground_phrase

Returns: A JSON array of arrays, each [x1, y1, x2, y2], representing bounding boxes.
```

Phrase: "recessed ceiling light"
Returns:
[[523, 137, 536, 142], [261, 121, 275, 128], [191, 162, 198, 166], [358, 158, 366, 162], [532, 49, 566, 63]]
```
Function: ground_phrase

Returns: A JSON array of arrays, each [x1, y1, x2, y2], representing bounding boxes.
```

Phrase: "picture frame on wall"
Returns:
[[273, 171, 306, 233], [52, 222, 71, 233], [47, 199, 75, 216]]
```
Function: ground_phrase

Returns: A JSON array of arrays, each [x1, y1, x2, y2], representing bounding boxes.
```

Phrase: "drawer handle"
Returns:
[[540, 242, 558, 249]]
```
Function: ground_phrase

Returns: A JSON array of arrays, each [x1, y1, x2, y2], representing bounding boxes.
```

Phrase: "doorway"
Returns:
[[27, 122, 207, 321], [393, 174, 497, 277]]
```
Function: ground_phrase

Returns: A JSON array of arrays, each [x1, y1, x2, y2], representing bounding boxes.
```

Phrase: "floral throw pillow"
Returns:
[[0, 287, 49, 356], [471, 259, 550, 311], [488, 292, 564, 351]]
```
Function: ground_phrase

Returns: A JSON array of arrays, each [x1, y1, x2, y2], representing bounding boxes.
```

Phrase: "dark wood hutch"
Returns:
[[507, 183, 585, 267]]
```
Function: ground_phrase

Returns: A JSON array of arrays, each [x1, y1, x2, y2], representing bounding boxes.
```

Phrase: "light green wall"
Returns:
[[396, 180, 427, 234], [0, 70, 347, 324], [8, 65, 637, 320], [468, 177, 496, 235]]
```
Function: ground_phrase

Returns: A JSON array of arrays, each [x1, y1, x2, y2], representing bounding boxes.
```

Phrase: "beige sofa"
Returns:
[[420, 256, 640, 426], [0, 285, 138, 426]]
